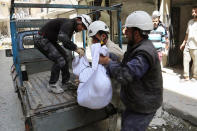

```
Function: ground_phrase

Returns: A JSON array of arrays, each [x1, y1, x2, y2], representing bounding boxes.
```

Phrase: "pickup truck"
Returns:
[[7, 23, 120, 131], [8, 2, 123, 130]]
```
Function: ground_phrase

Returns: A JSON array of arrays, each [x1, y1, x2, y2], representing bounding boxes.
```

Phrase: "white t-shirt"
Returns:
[[186, 19, 197, 49]]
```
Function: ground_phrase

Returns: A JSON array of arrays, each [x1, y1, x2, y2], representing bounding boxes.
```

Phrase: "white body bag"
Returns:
[[72, 43, 112, 109]]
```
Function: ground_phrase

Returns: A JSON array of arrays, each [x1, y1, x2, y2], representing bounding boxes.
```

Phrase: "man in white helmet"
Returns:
[[34, 14, 91, 93], [99, 11, 163, 131], [88, 20, 124, 62]]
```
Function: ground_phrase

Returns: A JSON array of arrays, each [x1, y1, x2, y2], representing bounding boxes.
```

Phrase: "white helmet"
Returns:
[[124, 11, 153, 31], [152, 10, 160, 18], [88, 20, 109, 37], [77, 14, 92, 29]]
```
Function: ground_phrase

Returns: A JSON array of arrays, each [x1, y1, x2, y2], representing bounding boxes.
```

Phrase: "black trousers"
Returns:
[[121, 109, 155, 131], [34, 35, 70, 84]]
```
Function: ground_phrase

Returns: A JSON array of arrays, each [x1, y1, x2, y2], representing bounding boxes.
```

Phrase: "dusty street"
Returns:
[[0, 49, 197, 131], [0, 50, 25, 131]]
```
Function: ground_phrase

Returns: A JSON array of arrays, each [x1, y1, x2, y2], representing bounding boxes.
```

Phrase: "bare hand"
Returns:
[[99, 56, 110, 65], [76, 48, 85, 57], [180, 44, 185, 51]]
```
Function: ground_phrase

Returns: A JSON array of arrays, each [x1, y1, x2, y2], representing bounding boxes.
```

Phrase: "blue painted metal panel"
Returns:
[[117, 10, 122, 48], [14, 3, 119, 10], [82, 30, 86, 48], [10, 21, 23, 85], [17, 30, 38, 50], [15, 19, 51, 28]]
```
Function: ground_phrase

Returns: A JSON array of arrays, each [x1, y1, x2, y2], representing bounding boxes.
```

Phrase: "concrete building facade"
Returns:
[[0, 0, 10, 35], [1, 0, 197, 67], [77, 0, 197, 67]]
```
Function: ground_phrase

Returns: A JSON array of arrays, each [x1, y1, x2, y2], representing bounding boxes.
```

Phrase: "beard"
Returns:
[[193, 15, 197, 19], [128, 40, 135, 46]]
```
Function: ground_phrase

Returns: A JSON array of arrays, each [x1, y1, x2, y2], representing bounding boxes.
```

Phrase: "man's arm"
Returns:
[[58, 23, 85, 57], [180, 34, 188, 51], [58, 31, 77, 51], [100, 55, 150, 85], [180, 24, 189, 51]]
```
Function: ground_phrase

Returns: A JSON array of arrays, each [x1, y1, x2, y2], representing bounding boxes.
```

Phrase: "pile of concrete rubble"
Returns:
[[0, 35, 11, 49]]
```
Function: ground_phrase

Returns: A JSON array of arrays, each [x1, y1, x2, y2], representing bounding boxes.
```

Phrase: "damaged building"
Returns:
[[1, 0, 197, 67]]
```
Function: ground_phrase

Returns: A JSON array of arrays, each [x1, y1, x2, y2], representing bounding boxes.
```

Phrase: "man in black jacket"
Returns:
[[99, 11, 163, 131], [34, 14, 92, 93]]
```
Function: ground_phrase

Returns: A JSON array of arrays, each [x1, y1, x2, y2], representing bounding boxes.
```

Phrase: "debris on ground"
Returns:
[[148, 108, 197, 131], [0, 36, 11, 49]]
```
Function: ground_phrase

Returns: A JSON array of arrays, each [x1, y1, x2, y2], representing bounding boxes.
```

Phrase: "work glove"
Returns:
[[75, 48, 85, 57]]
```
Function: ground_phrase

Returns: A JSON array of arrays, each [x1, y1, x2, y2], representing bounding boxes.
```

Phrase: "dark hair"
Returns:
[[98, 30, 108, 39], [76, 18, 87, 30], [192, 6, 197, 9], [98, 30, 108, 38], [91, 31, 108, 46], [132, 27, 149, 39]]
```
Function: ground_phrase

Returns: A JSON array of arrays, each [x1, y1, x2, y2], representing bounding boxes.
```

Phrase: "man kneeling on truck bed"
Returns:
[[34, 14, 92, 94]]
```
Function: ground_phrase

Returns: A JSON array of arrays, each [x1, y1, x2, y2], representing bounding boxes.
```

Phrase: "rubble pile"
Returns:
[[148, 108, 197, 131], [0, 35, 11, 49]]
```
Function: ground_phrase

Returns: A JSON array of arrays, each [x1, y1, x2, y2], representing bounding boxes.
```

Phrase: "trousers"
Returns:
[[121, 109, 155, 131], [183, 46, 197, 78], [34, 35, 70, 84]]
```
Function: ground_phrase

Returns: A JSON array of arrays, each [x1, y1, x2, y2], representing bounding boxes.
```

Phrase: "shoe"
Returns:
[[180, 76, 190, 83], [190, 78, 197, 82], [47, 83, 64, 94], [61, 81, 77, 90], [104, 103, 117, 116]]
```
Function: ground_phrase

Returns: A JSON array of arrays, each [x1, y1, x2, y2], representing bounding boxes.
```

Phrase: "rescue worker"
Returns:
[[88, 20, 110, 46], [34, 14, 92, 94], [88, 20, 124, 62], [99, 11, 163, 131]]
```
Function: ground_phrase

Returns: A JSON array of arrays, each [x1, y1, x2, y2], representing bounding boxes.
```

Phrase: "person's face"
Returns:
[[91, 36, 98, 43], [76, 19, 86, 32], [91, 33, 107, 44], [152, 18, 159, 28], [192, 8, 197, 19], [124, 27, 133, 43], [76, 24, 86, 32]]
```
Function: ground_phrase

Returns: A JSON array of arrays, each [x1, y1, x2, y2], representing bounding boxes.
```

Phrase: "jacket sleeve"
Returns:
[[107, 54, 149, 85], [58, 31, 77, 51], [106, 61, 133, 85]]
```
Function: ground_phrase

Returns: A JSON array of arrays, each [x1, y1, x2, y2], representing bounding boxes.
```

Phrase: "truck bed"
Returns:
[[23, 71, 77, 114], [21, 71, 114, 131]]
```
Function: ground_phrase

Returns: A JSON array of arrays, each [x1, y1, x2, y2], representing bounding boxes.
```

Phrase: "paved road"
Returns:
[[0, 49, 197, 131], [0, 50, 25, 131]]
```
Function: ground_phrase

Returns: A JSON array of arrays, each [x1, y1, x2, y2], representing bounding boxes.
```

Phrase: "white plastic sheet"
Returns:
[[72, 43, 112, 109]]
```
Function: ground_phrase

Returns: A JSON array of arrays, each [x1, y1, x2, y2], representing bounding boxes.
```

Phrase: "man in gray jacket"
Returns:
[[99, 11, 163, 131]]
